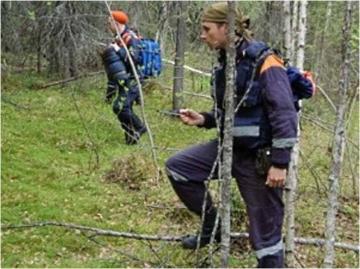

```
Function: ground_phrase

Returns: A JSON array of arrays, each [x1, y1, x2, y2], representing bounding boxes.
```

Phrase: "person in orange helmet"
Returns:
[[102, 10, 146, 145]]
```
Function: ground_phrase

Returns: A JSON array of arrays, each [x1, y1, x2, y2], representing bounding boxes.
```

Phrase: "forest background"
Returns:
[[1, 1, 359, 268]]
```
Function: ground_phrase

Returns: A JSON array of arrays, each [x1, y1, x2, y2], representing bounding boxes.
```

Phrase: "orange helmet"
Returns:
[[111, 11, 128, 24]]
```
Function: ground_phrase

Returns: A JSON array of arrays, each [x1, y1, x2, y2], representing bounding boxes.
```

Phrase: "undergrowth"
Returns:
[[1, 65, 358, 268]]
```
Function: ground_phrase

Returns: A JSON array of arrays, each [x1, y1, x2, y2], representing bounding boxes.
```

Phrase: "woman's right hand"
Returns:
[[179, 109, 205, 126]]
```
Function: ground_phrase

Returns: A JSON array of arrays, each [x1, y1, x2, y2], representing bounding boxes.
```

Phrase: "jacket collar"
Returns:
[[217, 38, 250, 65]]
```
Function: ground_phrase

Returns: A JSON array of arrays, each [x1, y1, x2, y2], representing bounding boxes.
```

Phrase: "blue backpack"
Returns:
[[139, 39, 162, 78], [243, 42, 315, 110]]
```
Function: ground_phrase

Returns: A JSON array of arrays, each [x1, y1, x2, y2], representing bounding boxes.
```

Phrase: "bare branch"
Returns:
[[316, 85, 336, 111], [38, 71, 104, 89], [2, 221, 359, 252]]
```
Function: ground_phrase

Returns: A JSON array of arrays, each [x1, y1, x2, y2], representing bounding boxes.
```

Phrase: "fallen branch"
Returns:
[[2, 221, 359, 252], [38, 70, 105, 89]]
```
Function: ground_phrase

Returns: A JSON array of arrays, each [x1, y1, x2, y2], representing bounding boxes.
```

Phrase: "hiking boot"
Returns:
[[182, 208, 221, 249], [182, 228, 221, 249], [133, 126, 147, 142], [125, 131, 138, 145], [138, 126, 147, 137]]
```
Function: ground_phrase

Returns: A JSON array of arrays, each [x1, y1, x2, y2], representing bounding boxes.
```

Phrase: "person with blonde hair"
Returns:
[[165, 3, 298, 267]]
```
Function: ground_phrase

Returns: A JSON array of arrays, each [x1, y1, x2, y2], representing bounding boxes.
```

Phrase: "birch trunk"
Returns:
[[283, 0, 292, 63], [323, 2, 352, 267], [285, 1, 307, 267], [172, 1, 186, 110], [290, 0, 299, 64], [296, 0, 307, 69], [220, 1, 236, 267]]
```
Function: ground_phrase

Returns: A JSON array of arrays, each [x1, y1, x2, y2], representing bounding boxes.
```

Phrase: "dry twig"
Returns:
[[2, 221, 359, 252]]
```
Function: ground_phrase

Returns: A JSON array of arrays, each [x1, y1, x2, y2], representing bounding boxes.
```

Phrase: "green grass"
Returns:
[[1, 67, 359, 268]]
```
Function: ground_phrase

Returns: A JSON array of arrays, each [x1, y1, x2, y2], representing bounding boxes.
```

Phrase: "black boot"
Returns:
[[124, 130, 137, 145], [182, 209, 221, 249]]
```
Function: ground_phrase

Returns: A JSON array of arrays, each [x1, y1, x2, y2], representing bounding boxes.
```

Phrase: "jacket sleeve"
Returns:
[[259, 55, 298, 167], [199, 108, 223, 129]]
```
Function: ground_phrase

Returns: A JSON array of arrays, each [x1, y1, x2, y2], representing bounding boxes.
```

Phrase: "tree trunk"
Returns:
[[285, 1, 307, 267], [36, 27, 42, 73], [296, 0, 307, 69], [290, 0, 299, 65], [283, 0, 292, 63], [323, 2, 352, 267], [172, 1, 186, 111], [220, 1, 236, 267], [66, 2, 78, 77]]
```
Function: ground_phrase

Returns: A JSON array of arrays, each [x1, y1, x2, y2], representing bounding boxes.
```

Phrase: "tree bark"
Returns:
[[220, 2, 236, 267], [285, 1, 307, 267], [323, 2, 352, 267], [172, 1, 186, 110], [296, 0, 307, 69], [290, 0, 299, 65], [283, 0, 292, 63]]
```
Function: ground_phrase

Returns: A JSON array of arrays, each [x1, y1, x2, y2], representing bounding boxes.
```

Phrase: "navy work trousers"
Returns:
[[112, 82, 144, 136], [165, 140, 284, 268]]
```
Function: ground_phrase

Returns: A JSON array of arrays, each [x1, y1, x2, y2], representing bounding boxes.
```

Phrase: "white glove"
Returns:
[[109, 42, 120, 52]]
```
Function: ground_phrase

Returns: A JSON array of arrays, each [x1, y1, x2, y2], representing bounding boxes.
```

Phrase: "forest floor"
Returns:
[[1, 66, 359, 268]]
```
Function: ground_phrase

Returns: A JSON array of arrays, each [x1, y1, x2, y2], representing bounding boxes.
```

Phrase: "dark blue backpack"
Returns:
[[139, 39, 162, 78], [243, 42, 315, 110], [286, 66, 314, 101]]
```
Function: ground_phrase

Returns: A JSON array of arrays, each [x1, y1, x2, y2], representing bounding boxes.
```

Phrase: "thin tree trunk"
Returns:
[[283, 0, 292, 63], [172, 1, 186, 110], [323, 2, 352, 267], [220, 2, 236, 267], [296, 0, 307, 69], [290, 0, 298, 65], [285, 1, 307, 267]]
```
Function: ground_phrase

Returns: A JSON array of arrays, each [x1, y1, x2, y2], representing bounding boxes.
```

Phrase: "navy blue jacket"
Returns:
[[105, 27, 143, 101], [200, 40, 298, 167]]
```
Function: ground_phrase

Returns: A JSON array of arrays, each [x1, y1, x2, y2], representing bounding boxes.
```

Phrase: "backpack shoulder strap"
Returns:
[[244, 42, 273, 85], [235, 42, 272, 111], [243, 41, 270, 60]]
